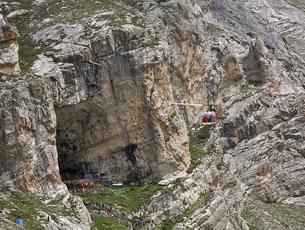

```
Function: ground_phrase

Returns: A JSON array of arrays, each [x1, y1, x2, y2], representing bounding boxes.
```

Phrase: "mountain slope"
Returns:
[[0, 0, 305, 229]]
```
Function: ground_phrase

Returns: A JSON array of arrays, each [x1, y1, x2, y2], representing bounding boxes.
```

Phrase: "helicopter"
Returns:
[[171, 102, 224, 124]]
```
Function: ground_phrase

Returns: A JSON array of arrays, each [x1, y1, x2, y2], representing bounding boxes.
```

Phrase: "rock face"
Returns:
[[0, 13, 91, 230], [0, 13, 20, 76], [1, 0, 305, 229], [33, 29, 193, 183], [0, 66, 91, 229], [30, 1, 204, 183], [0, 74, 63, 195], [133, 0, 305, 229]]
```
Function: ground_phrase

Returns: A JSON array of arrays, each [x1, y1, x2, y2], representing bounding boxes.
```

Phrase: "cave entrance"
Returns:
[[55, 99, 145, 189]]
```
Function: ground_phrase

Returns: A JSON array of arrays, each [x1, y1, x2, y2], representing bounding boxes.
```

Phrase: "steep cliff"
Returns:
[[135, 0, 305, 229], [1, 0, 305, 229], [0, 13, 19, 76], [0, 10, 91, 230], [29, 0, 197, 183]]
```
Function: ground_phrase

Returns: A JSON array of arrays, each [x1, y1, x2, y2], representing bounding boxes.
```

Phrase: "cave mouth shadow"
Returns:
[[54, 99, 151, 187], [56, 117, 142, 186], [125, 143, 138, 165]]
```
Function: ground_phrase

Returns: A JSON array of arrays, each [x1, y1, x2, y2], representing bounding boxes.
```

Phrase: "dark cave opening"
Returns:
[[125, 143, 138, 165], [55, 101, 145, 187]]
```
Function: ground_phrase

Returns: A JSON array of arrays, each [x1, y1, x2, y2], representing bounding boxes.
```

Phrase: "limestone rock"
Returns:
[[0, 76, 64, 196], [224, 55, 243, 80], [0, 14, 20, 76]]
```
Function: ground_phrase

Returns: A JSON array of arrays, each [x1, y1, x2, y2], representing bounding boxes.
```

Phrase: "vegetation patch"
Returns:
[[80, 184, 161, 213], [181, 191, 213, 219], [216, 158, 227, 170], [34, 0, 141, 26], [288, 0, 305, 12], [161, 177, 186, 195], [5, 0, 54, 73], [197, 126, 212, 140], [156, 218, 175, 230], [91, 217, 128, 230], [0, 192, 73, 229], [187, 142, 207, 173], [156, 191, 213, 229], [190, 125, 212, 145], [0, 193, 44, 229], [5, 0, 144, 73], [242, 199, 305, 230], [8, 13, 37, 72], [187, 125, 212, 173], [241, 208, 262, 230], [81, 182, 194, 229]]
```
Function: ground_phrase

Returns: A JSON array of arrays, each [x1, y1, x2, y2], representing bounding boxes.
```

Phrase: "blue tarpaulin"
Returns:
[[16, 218, 24, 226], [84, 172, 99, 179]]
